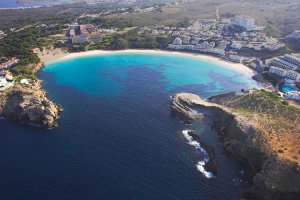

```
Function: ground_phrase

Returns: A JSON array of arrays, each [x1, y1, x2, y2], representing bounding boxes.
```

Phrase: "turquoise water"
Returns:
[[0, 52, 259, 200], [44, 52, 257, 97], [282, 84, 298, 93]]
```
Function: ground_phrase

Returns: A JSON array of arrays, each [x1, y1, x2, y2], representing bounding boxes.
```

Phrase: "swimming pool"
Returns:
[[282, 84, 299, 93]]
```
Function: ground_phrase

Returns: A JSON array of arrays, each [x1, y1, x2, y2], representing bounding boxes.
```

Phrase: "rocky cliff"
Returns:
[[171, 91, 300, 200], [0, 81, 63, 128]]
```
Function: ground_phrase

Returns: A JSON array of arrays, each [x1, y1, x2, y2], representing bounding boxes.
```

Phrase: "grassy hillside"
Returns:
[[210, 89, 300, 163], [107, 0, 300, 36], [1, 0, 299, 36]]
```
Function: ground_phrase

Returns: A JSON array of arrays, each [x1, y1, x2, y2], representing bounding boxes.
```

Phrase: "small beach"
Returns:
[[39, 49, 256, 77]]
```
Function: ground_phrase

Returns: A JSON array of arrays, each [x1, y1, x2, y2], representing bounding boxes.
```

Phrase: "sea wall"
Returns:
[[171, 93, 300, 200]]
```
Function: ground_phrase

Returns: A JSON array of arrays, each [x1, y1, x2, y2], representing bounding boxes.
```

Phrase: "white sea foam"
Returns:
[[182, 129, 215, 179], [197, 161, 215, 179]]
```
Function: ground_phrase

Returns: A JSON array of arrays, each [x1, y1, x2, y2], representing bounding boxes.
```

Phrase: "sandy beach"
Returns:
[[39, 49, 256, 76], [37, 48, 70, 64]]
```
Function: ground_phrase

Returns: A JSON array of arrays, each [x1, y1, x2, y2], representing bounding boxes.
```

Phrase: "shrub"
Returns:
[[282, 101, 289, 106]]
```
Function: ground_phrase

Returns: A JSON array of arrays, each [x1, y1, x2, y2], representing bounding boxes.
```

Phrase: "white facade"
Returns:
[[221, 18, 231, 24], [20, 79, 29, 85], [283, 54, 300, 67], [0, 78, 8, 87], [286, 30, 300, 40], [285, 91, 300, 100], [182, 36, 191, 44], [286, 70, 299, 81], [269, 66, 300, 82], [172, 37, 183, 45], [235, 15, 255, 31], [271, 58, 298, 71], [269, 66, 287, 77]]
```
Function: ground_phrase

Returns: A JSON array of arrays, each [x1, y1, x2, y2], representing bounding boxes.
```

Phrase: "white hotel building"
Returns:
[[235, 15, 255, 31], [269, 66, 300, 82]]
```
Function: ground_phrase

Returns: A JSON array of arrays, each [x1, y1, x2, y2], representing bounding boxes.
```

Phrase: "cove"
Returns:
[[0, 52, 258, 200]]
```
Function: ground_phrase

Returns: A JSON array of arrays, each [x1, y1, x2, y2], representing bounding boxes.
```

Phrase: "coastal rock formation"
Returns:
[[0, 81, 62, 128], [171, 91, 300, 200]]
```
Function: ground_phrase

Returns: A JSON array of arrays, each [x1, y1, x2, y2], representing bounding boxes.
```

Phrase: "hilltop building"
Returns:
[[235, 15, 255, 31]]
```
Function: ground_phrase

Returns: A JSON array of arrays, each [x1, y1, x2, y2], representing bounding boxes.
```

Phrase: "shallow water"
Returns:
[[0, 53, 257, 199]]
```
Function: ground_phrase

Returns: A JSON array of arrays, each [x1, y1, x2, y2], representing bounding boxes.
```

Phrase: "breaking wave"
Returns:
[[182, 130, 215, 179]]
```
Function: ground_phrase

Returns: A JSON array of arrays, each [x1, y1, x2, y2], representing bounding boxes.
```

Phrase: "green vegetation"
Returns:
[[79, 17, 133, 29], [239, 46, 291, 59], [261, 71, 279, 86], [0, 25, 64, 64], [11, 65, 37, 81], [87, 34, 116, 50], [177, 18, 191, 28], [285, 40, 300, 52], [235, 90, 300, 120], [112, 29, 173, 50], [263, 25, 280, 38], [282, 100, 289, 106], [12, 66, 34, 76], [0, 11, 77, 80]]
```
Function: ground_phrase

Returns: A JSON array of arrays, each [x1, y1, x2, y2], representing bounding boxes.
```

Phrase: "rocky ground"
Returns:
[[0, 80, 63, 128], [171, 91, 300, 200]]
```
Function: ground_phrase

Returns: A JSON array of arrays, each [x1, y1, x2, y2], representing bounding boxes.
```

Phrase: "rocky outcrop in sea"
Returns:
[[171, 92, 300, 200], [0, 81, 63, 128]]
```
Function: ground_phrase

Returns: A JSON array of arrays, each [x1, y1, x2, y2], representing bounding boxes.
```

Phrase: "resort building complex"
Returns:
[[68, 23, 102, 44]]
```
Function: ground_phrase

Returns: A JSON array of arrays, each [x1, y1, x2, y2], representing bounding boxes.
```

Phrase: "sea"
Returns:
[[0, 0, 65, 9], [0, 52, 259, 199]]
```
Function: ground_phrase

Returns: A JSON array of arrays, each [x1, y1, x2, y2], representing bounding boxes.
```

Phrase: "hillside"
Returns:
[[171, 90, 300, 200], [209, 90, 300, 163], [108, 0, 300, 36]]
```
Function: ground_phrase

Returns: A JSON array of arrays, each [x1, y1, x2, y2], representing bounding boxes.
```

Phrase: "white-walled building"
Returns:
[[182, 36, 191, 44], [286, 70, 299, 81], [235, 15, 255, 31], [172, 37, 183, 45], [285, 30, 300, 40], [0, 77, 8, 87], [20, 79, 29, 85], [283, 54, 300, 67], [269, 66, 300, 82], [271, 58, 298, 71], [285, 91, 300, 100], [269, 66, 287, 77]]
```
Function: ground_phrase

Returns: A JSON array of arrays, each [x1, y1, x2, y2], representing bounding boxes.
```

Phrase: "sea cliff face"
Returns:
[[171, 92, 300, 200], [0, 81, 62, 128]]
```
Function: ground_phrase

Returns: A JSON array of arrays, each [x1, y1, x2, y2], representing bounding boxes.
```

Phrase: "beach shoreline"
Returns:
[[39, 49, 257, 76]]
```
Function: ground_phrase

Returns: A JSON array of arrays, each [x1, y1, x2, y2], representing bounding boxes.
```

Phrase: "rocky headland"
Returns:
[[171, 90, 300, 200], [0, 80, 63, 128]]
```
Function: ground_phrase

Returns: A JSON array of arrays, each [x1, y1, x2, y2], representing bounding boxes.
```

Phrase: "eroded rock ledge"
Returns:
[[0, 81, 63, 128], [171, 92, 300, 200]]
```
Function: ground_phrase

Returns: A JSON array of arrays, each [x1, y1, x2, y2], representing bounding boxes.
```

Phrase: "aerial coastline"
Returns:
[[39, 49, 257, 77], [0, 0, 299, 199]]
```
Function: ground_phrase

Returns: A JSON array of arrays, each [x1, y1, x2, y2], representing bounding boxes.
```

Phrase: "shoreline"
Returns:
[[39, 49, 257, 77]]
